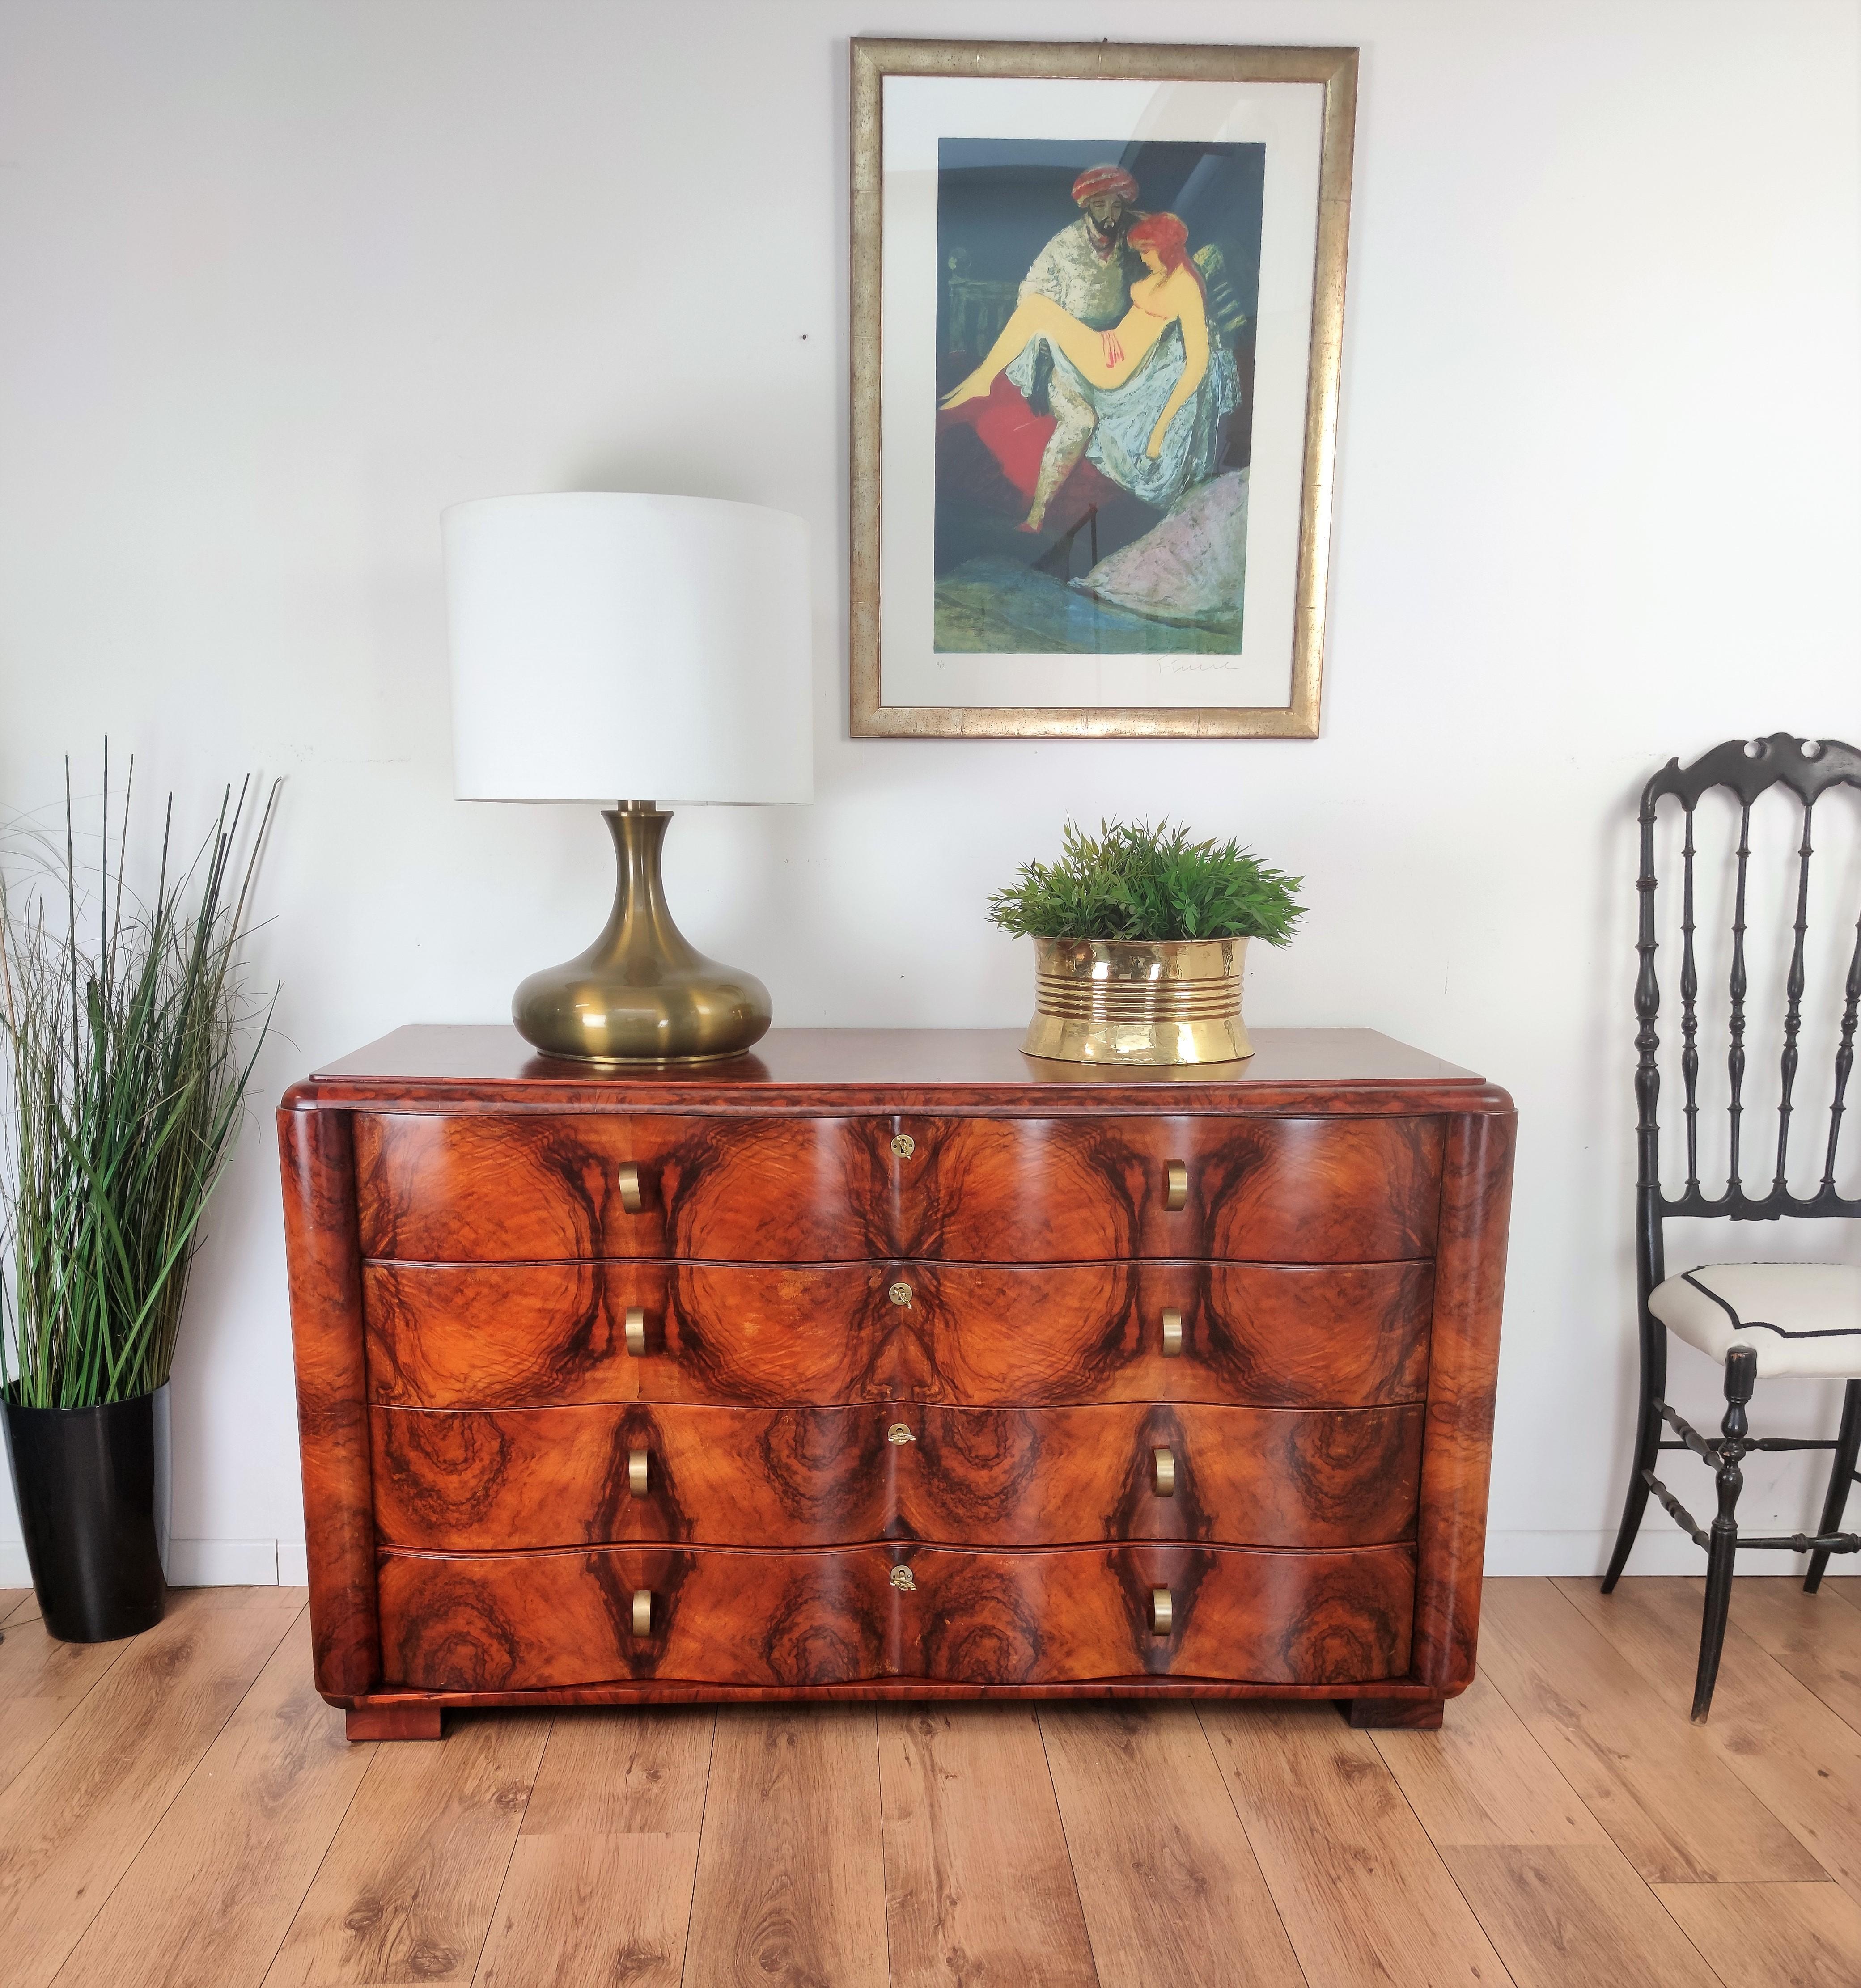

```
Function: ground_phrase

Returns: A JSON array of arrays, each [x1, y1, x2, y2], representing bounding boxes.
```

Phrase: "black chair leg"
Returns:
[[1693, 1347, 1755, 1723], [1603, 1311, 1667, 1593], [1805, 1379, 1861, 1594]]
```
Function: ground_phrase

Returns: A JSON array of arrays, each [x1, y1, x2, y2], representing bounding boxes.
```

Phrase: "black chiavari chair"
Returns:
[[1603, 732, 1861, 1720]]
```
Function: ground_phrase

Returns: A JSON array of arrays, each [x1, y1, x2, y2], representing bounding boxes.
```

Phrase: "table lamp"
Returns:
[[443, 491, 812, 1062]]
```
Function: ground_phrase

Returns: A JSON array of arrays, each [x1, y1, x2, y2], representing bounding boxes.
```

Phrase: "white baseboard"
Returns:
[[0, 1536, 304, 1587], [1486, 1529, 1861, 1578]]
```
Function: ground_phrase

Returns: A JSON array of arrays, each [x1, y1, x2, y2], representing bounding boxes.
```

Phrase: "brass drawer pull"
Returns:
[[617, 1163, 644, 1214], [1161, 1308, 1183, 1358], [1153, 1448, 1176, 1497], [628, 1447, 649, 1496], [631, 1590, 653, 1636], [1151, 1587, 1173, 1636], [1164, 1160, 1188, 1212], [887, 1423, 916, 1446], [624, 1307, 647, 1358]]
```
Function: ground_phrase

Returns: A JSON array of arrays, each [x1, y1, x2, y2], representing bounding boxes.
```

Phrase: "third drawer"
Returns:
[[369, 1399, 1424, 1552]]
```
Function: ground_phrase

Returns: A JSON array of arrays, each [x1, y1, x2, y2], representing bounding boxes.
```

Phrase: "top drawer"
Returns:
[[352, 1112, 1443, 1265]]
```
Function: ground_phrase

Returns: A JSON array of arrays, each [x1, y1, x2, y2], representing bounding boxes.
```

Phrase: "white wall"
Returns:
[[1, 0, 1858, 1583]]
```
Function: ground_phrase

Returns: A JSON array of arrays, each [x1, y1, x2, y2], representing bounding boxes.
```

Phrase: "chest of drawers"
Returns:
[[280, 1025, 1514, 1738]]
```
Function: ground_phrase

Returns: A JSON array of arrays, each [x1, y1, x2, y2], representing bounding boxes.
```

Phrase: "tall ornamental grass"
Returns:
[[0, 757, 280, 1407]]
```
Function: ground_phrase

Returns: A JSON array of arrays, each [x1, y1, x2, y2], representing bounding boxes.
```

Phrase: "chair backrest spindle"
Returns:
[[1636, 732, 1861, 1229]]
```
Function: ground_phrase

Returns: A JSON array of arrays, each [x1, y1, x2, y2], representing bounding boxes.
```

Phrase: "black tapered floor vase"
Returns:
[[2, 1389, 166, 1642]]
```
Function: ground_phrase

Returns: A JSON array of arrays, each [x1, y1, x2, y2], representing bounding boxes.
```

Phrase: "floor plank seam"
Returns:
[[873, 1705, 898, 1988], [465, 1716, 547, 1988], [43, 1599, 307, 1988], [1547, 1576, 1845, 1887], [1186, 1702, 1310, 1988], [1030, 1707, 1108, 1988], [1349, 1704, 1523, 1988], [0, 1631, 136, 1805], [674, 1712, 719, 1988], [256, 1685, 380, 1988]]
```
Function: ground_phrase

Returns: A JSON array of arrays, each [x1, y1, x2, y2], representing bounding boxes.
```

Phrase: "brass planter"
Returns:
[[1022, 937, 1253, 1067]]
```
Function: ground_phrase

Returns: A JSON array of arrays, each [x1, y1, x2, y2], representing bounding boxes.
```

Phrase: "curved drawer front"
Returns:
[[370, 1401, 1424, 1552], [900, 1115, 1444, 1263], [363, 1259, 1434, 1411], [353, 1112, 1444, 1265], [353, 1114, 891, 1264], [376, 1541, 1414, 1690]]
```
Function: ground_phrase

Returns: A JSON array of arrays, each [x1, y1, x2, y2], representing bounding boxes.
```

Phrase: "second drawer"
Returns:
[[369, 1399, 1424, 1552]]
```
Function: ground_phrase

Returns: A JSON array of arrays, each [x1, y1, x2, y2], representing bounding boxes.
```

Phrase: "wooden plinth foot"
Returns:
[[1340, 1695, 1444, 1730], [346, 1702, 443, 1742]]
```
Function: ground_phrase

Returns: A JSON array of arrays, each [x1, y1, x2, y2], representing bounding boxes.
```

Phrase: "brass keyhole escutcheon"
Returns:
[[891, 1133, 915, 1158], [889, 1281, 913, 1307], [890, 1565, 916, 1591], [887, 1423, 916, 1445]]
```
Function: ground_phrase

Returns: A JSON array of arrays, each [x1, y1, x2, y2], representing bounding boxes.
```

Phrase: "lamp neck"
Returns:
[[594, 804, 699, 970]]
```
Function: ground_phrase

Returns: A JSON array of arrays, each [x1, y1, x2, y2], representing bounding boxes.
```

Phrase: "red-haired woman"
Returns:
[[941, 212, 1236, 527]]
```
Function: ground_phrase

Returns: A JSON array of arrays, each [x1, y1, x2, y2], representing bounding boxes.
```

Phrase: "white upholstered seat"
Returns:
[[1649, 1263, 1861, 1380]]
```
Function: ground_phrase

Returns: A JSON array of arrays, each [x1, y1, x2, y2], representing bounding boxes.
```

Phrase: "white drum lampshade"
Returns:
[[442, 491, 814, 1063]]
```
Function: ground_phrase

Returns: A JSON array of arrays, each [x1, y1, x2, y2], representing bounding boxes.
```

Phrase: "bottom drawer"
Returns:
[[376, 1541, 1413, 1692]]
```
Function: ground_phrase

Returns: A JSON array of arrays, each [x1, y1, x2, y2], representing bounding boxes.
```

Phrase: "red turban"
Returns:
[[1071, 165, 1138, 206]]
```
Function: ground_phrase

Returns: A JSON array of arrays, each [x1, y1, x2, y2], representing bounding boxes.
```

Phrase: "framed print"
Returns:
[[849, 38, 1357, 739]]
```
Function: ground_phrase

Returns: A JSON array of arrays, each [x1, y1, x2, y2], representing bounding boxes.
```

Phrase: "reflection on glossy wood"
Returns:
[[377, 1542, 1413, 1692], [354, 1111, 1445, 1265], [370, 1400, 1424, 1551], [363, 1257, 1436, 1410]]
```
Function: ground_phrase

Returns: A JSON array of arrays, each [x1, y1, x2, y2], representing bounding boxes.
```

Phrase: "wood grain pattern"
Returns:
[[1441, 1844, 1717, 1988], [1653, 1879, 1861, 1987], [1200, 1700, 1509, 1987], [0, 1588, 301, 1988], [353, 1111, 1445, 1265], [1037, 1704, 1305, 1988], [1711, 1575, 1861, 1732], [54, 1610, 373, 1988], [1410, 1106, 1515, 1695], [521, 1707, 713, 1836], [473, 1831, 700, 1988], [879, 1705, 1098, 1988], [262, 1711, 547, 1985], [682, 1706, 889, 1987], [369, 1400, 1424, 1551], [0, 1599, 131, 1797], [364, 1256, 1435, 1411], [1369, 1666, 1608, 1848], [279, 1105, 381, 1698], [1557, 1573, 1861, 1905], [1477, 1578, 1820, 1883], [376, 1543, 1414, 1692]]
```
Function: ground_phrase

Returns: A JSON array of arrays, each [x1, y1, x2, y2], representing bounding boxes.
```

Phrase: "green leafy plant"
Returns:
[[0, 756, 280, 1408], [988, 817, 1304, 946]]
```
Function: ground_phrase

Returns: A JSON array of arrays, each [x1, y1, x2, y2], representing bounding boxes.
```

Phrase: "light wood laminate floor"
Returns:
[[0, 1578, 1858, 1986]]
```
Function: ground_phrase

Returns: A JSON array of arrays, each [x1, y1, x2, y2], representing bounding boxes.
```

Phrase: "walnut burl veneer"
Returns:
[[280, 1026, 1513, 1736]]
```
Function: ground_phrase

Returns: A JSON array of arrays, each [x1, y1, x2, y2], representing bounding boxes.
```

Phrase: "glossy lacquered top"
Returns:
[[288, 1026, 1509, 1118]]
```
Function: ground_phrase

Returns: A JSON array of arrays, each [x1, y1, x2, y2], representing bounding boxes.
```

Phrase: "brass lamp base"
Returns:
[[513, 803, 771, 1063]]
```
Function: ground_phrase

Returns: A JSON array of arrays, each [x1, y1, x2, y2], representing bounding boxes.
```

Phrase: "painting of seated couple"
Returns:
[[935, 139, 1263, 656]]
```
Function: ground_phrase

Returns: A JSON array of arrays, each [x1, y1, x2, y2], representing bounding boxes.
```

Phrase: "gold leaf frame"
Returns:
[[849, 37, 1358, 740]]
